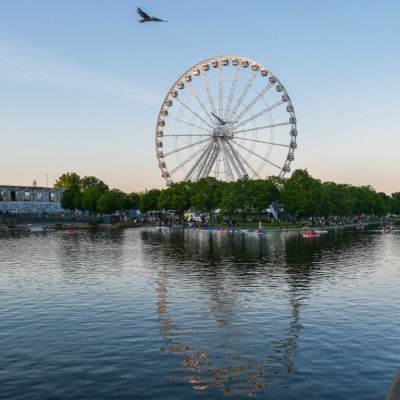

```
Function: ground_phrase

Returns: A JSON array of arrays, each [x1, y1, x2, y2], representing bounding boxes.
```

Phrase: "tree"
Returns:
[[54, 172, 81, 189], [124, 192, 141, 210], [389, 192, 400, 215], [60, 184, 80, 212], [219, 181, 237, 219], [157, 187, 174, 211], [97, 189, 125, 214], [80, 176, 109, 191], [139, 189, 161, 213], [281, 169, 322, 219], [81, 186, 108, 214], [247, 178, 280, 214], [169, 181, 192, 220], [190, 177, 222, 221]]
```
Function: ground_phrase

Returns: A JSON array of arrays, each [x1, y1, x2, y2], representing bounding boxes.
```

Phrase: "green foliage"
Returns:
[[81, 186, 107, 214], [139, 189, 161, 213], [281, 169, 322, 218], [54, 172, 81, 189], [247, 179, 279, 214], [169, 181, 191, 218], [282, 170, 391, 219], [80, 176, 109, 191], [219, 181, 237, 217], [389, 192, 400, 215], [219, 177, 280, 220], [60, 184, 80, 212], [124, 192, 140, 210], [190, 177, 222, 216], [157, 187, 173, 210], [56, 170, 397, 219], [97, 189, 125, 214]]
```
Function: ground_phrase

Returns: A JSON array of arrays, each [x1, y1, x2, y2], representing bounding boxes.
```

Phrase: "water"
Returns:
[[0, 226, 399, 399]]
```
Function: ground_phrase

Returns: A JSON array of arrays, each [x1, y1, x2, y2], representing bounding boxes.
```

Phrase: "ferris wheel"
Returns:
[[155, 55, 297, 186]]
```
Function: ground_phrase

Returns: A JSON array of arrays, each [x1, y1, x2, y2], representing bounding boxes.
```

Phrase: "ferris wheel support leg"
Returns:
[[226, 140, 248, 177], [185, 141, 213, 181], [219, 139, 235, 181], [174, 141, 211, 179], [193, 141, 216, 181], [223, 140, 244, 179], [202, 141, 220, 178]]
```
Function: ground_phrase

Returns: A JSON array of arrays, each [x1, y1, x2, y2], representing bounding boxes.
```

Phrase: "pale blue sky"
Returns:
[[0, 0, 399, 193]]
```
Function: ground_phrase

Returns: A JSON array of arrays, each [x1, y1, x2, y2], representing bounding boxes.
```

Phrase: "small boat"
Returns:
[[302, 230, 320, 238], [228, 228, 248, 233], [29, 225, 49, 232], [158, 224, 184, 230]]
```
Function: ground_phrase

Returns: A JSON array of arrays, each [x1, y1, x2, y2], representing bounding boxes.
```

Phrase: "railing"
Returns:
[[0, 213, 103, 225]]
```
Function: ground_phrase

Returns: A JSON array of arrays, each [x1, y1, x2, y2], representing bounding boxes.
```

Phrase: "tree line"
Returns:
[[55, 170, 400, 220], [55, 173, 139, 215]]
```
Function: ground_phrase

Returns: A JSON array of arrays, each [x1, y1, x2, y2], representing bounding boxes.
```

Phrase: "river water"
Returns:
[[0, 226, 399, 399]]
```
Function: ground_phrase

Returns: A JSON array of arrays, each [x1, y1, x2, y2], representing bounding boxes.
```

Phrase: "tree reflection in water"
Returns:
[[140, 229, 345, 397]]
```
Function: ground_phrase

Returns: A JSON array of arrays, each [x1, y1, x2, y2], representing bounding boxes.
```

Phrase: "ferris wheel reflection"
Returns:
[[142, 229, 308, 397]]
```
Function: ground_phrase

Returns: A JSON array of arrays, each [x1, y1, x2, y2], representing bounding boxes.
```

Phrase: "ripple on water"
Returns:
[[0, 226, 399, 399]]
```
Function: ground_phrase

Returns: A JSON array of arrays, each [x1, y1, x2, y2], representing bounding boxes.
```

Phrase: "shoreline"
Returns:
[[0, 220, 383, 234]]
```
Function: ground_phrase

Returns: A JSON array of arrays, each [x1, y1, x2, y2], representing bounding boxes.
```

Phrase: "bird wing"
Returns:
[[137, 7, 151, 19], [152, 17, 167, 22], [211, 112, 226, 125]]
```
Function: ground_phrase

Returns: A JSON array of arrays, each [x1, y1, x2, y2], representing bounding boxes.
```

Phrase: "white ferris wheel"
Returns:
[[155, 56, 297, 186]]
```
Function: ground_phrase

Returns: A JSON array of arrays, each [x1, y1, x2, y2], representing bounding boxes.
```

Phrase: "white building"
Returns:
[[0, 184, 64, 213]]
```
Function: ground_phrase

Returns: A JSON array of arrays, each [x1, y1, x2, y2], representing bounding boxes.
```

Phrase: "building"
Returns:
[[0, 184, 64, 213]]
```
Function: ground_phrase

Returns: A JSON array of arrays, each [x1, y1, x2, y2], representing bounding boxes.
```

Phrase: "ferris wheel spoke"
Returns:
[[201, 69, 218, 116], [223, 65, 241, 121], [184, 142, 212, 181], [226, 71, 258, 122], [233, 100, 285, 130], [171, 141, 212, 179], [174, 97, 214, 129], [230, 139, 282, 171], [188, 82, 215, 125], [163, 134, 210, 137], [232, 122, 290, 135], [233, 137, 290, 147], [233, 82, 274, 123], [167, 115, 210, 132], [164, 137, 211, 158], [229, 141, 261, 179], [218, 66, 224, 117]]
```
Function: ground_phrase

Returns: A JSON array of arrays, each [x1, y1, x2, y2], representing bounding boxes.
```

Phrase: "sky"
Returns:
[[0, 0, 399, 193]]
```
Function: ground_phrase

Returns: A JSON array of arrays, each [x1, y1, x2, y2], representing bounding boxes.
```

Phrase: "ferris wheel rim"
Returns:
[[155, 55, 297, 185]]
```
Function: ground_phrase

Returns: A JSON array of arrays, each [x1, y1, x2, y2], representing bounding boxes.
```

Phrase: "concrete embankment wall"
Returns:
[[386, 369, 400, 400]]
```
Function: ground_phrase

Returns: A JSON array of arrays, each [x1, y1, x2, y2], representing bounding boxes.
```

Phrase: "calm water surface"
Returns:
[[0, 226, 399, 399]]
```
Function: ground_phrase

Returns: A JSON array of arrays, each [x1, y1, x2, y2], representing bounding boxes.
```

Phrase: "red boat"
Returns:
[[302, 230, 320, 238]]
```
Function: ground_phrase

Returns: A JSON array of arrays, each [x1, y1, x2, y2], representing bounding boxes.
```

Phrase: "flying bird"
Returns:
[[137, 7, 167, 23]]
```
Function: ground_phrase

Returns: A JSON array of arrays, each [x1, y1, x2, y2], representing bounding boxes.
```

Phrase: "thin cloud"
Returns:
[[0, 39, 161, 103]]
